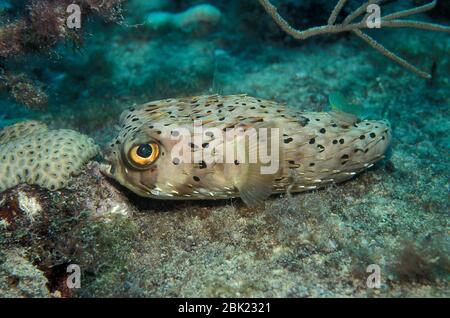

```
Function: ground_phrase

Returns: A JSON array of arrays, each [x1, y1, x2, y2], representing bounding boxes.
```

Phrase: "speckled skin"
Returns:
[[102, 95, 391, 205]]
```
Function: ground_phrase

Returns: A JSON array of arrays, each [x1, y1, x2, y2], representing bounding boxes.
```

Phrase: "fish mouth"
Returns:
[[99, 159, 153, 196], [99, 161, 114, 179], [99, 146, 116, 179]]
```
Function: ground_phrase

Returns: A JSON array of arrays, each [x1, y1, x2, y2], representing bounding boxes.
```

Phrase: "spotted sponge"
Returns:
[[0, 121, 99, 192], [0, 120, 48, 144]]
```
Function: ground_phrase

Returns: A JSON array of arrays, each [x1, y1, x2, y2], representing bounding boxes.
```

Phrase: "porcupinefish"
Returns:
[[101, 94, 391, 206]]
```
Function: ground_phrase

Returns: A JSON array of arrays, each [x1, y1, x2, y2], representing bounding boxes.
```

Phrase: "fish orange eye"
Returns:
[[129, 143, 159, 166]]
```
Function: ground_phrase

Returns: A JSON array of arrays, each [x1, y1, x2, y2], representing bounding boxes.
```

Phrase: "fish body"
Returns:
[[102, 94, 391, 206]]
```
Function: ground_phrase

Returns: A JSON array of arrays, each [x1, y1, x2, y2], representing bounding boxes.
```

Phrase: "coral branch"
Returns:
[[328, 0, 349, 25], [343, 0, 384, 25], [259, 0, 450, 79], [352, 29, 431, 79], [383, 1, 437, 21]]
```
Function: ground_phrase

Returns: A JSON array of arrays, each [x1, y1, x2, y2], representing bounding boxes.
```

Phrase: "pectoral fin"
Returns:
[[234, 121, 282, 207], [236, 164, 276, 207]]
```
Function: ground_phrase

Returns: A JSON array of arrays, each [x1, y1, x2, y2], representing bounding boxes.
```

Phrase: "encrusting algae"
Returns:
[[102, 94, 391, 206]]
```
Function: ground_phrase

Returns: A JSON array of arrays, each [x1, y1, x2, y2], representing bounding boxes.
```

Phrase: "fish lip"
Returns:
[[99, 162, 114, 178], [99, 160, 152, 196], [133, 182, 155, 196]]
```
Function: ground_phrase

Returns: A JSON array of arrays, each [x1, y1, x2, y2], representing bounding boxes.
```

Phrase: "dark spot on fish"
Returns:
[[319, 128, 326, 134], [284, 137, 293, 144], [309, 163, 315, 167], [193, 176, 200, 182], [341, 154, 349, 159], [199, 161, 207, 169], [309, 138, 315, 144], [370, 132, 376, 138], [298, 116, 310, 127], [234, 160, 239, 165], [332, 140, 338, 145], [317, 144, 325, 152], [339, 139, 344, 144], [202, 143, 209, 148], [360, 135, 365, 140]]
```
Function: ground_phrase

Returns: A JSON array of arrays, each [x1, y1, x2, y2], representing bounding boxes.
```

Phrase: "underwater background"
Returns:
[[0, 0, 449, 297]]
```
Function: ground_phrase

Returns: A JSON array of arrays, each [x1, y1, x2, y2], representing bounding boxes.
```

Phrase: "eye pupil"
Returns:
[[137, 144, 153, 158]]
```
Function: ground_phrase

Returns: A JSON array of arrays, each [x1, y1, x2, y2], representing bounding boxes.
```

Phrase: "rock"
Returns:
[[144, 4, 222, 35]]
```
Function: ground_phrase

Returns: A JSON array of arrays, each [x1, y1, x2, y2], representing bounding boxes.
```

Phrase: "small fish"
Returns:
[[101, 94, 391, 206], [329, 91, 366, 120]]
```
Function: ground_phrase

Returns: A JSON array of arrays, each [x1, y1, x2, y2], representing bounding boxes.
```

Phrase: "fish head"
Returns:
[[101, 125, 182, 198]]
